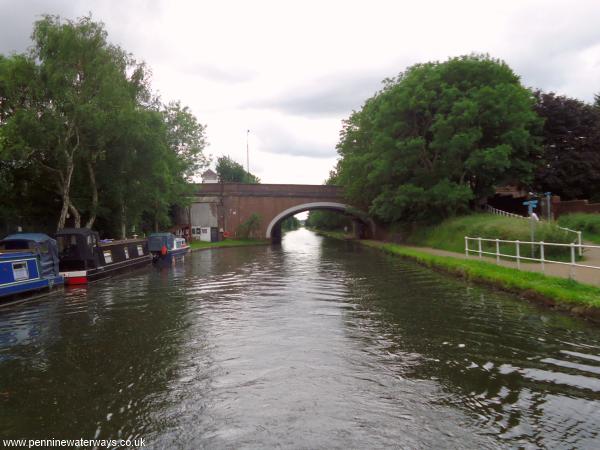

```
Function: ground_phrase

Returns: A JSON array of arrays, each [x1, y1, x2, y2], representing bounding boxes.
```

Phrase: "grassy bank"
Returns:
[[558, 213, 600, 244], [404, 213, 578, 261], [190, 239, 269, 250], [316, 229, 600, 319]]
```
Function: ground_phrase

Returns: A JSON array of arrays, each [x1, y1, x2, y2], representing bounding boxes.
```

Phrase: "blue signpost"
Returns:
[[545, 192, 552, 220], [523, 199, 539, 257]]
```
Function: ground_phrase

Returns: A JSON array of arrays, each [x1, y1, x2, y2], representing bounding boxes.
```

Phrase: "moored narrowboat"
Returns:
[[0, 233, 64, 299], [148, 233, 190, 261], [56, 228, 152, 285]]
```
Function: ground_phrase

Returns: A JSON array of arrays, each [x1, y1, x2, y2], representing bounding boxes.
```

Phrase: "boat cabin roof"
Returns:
[[56, 228, 99, 238], [1, 233, 56, 244]]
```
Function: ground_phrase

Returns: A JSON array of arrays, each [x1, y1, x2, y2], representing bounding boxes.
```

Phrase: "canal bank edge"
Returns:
[[315, 230, 600, 323], [190, 239, 270, 252]]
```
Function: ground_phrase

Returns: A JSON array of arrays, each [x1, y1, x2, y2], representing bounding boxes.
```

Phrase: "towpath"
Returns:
[[402, 244, 600, 287]]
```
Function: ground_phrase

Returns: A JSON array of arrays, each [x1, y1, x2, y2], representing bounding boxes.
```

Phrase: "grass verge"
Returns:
[[190, 239, 269, 250], [403, 213, 580, 262], [558, 213, 600, 244], [317, 230, 600, 320]]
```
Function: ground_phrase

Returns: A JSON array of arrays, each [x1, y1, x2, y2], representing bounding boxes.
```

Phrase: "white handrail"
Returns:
[[485, 205, 527, 219], [486, 204, 582, 253], [465, 236, 598, 275]]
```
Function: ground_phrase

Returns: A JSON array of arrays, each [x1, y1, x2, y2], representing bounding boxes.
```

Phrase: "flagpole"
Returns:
[[246, 129, 250, 183]]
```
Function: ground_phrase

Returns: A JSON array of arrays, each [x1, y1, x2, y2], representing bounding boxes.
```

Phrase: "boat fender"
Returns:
[[161, 245, 167, 256]]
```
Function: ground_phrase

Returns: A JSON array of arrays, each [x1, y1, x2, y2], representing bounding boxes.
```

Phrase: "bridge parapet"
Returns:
[[195, 183, 343, 199]]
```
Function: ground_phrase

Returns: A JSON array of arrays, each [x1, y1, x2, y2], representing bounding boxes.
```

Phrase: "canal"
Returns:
[[1, 228, 600, 448]]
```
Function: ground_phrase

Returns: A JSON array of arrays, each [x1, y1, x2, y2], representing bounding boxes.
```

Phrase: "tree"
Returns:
[[0, 15, 208, 236], [162, 101, 209, 180], [533, 91, 600, 200], [336, 54, 541, 223], [216, 155, 260, 183], [0, 15, 148, 230], [281, 216, 300, 231], [305, 210, 351, 230]]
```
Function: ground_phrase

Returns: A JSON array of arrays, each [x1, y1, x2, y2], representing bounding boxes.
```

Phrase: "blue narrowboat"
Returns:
[[0, 233, 64, 299], [148, 233, 190, 261]]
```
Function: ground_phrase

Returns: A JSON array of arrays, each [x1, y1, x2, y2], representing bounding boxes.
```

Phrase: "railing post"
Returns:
[[516, 240, 520, 269], [578, 231, 582, 257], [570, 243, 576, 279], [478, 237, 482, 258], [540, 241, 545, 273], [495, 238, 500, 263], [465, 236, 469, 257]]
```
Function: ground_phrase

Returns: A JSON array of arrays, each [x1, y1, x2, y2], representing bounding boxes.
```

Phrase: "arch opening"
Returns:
[[266, 202, 373, 243]]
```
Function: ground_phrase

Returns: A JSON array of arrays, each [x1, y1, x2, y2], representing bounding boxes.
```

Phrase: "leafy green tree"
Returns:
[[163, 101, 209, 180], [0, 15, 148, 230], [533, 91, 600, 201], [281, 216, 300, 231], [305, 210, 351, 231], [216, 155, 260, 183], [0, 15, 208, 236], [337, 54, 541, 223]]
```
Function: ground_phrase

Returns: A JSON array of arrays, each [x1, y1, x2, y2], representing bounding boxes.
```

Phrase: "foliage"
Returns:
[[216, 155, 260, 183], [305, 210, 352, 231], [236, 213, 262, 239], [558, 213, 600, 244], [0, 15, 207, 236], [336, 54, 541, 224], [281, 216, 300, 231], [533, 91, 600, 201]]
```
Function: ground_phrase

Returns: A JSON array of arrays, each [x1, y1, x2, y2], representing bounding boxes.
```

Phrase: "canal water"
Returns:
[[1, 229, 600, 448]]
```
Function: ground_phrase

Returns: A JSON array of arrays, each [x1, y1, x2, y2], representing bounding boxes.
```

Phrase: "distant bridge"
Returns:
[[187, 183, 374, 242]]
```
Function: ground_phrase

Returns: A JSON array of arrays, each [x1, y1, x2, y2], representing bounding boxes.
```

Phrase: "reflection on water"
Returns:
[[1, 228, 600, 448]]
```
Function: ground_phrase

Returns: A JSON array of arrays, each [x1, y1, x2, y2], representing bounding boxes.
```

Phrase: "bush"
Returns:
[[236, 213, 262, 239]]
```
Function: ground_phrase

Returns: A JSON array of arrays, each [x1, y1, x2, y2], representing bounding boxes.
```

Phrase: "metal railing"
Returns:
[[485, 205, 527, 219], [557, 226, 583, 255], [485, 205, 583, 255], [465, 236, 600, 277]]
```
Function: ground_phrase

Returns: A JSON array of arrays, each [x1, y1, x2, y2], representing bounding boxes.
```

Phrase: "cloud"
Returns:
[[0, 0, 80, 54], [256, 126, 337, 159], [245, 71, 386, 117], [500, 2, 600, 100], [182, 62, 256, 83]]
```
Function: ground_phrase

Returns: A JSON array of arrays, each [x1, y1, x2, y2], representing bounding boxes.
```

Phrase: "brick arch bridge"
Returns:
[[184, 183, 374, 243]]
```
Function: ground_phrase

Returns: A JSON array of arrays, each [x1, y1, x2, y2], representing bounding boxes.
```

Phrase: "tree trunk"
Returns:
[[120, 201, 127, 239], [85, 160, 98, 229], [55, 124, 80, 231], [68, 200, 81, 228], [56, 161, 75, 231]]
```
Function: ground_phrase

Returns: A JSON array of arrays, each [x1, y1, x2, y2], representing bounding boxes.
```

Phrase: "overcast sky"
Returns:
[[1, 0, 600, 185]]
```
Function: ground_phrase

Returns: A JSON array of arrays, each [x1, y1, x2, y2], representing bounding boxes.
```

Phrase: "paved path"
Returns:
[[404, 244, 600, 287]]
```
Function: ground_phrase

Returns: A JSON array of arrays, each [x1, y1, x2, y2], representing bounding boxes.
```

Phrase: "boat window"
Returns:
[[40, 243, 49, 254], [57, 235, 79, 258], [0, 240, 32, 251], [12, 261, 29, 281], [103, 250, 113, 264], [137, 245, 144, 255], [124, 247, 130, 259]]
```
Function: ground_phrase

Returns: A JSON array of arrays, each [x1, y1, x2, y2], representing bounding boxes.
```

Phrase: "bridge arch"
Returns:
[[265, 201, 371, 241]]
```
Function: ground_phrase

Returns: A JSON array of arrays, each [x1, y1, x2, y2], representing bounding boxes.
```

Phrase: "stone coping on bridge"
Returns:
[[194, 183, 343, 198]]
